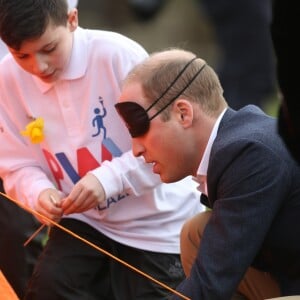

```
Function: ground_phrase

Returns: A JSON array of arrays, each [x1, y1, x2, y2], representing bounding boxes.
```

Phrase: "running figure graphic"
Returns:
[[92, 97, 107, 138]]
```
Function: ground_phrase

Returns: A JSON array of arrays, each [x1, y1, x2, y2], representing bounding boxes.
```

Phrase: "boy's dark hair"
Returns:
[[0, 0, 69, 50]]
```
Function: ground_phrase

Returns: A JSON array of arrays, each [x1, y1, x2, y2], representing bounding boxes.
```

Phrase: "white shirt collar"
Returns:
[[197, 108, 227, 176]]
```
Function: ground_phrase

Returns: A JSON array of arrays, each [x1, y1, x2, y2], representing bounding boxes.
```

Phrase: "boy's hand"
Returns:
[[61, 173, 106, 215], [35, 188, 64, 225]]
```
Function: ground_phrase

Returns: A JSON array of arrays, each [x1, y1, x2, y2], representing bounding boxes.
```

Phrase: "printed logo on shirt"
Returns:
[[95, 192, 129, 211], [42, 96, 128, 210], [91, 97, 107, 138]]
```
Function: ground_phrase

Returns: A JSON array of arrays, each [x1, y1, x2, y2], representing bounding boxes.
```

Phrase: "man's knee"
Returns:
[[180, 211, 212, 276], [180, 210, 211, 244]]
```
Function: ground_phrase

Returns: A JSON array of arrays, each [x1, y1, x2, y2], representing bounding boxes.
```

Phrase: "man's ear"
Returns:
[[67, 8, 78, 31], [173, 99, 194, 128]]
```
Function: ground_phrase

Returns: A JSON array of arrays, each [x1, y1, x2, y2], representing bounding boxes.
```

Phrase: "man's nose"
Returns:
[[132, 139, 144, 157]]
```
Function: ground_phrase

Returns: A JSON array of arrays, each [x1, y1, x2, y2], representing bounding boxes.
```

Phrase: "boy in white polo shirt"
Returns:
[[0, 1, 78, 298], [0, 0, 202, 299]]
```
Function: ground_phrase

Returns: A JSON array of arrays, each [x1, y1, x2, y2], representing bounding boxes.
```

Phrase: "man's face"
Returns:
[[118, 81, 192, 183], [8, 19, 76, 83]]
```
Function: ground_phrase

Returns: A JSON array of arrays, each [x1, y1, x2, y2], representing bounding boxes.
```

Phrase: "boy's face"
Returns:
[[118, 81, 193, 183], [8, 11, 77, 83]]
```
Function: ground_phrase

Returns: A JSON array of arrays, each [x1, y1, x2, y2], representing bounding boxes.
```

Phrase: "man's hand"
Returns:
[[61, 173, 106, 215]]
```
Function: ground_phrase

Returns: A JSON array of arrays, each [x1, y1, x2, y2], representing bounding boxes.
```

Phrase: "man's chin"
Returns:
[[159, 173, 175, 184]]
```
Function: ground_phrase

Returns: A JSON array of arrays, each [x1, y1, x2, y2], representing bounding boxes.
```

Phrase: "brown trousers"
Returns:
[[180, 211, 281, 300]]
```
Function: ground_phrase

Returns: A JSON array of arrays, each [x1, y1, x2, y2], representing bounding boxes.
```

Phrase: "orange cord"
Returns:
[[0, 191, 190, 300]]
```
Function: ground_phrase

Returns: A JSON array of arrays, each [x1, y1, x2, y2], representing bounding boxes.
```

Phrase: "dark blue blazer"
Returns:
[[173, 105, 300, 299]]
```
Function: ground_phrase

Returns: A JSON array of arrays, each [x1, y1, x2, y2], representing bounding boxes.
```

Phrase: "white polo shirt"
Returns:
[[0, 40, 8, 60]]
